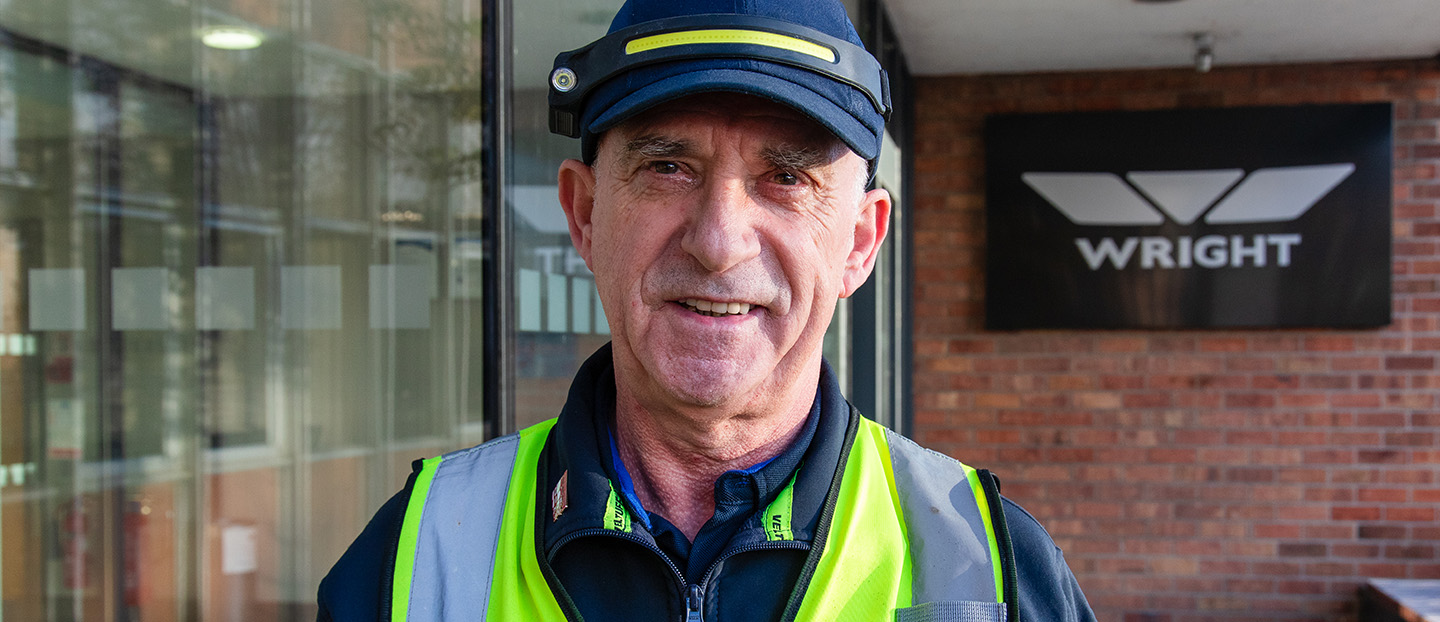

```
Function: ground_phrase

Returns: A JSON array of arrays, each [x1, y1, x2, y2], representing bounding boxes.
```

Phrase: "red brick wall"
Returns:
[[912, 60, 1440, 622]]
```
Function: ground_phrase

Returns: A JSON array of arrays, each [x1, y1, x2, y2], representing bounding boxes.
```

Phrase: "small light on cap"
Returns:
[[201, 27, 263, 51], [551, 67, 578, 93]]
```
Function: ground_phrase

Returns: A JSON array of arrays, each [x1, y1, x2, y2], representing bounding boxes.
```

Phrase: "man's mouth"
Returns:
[[678, 298, 753, 317]]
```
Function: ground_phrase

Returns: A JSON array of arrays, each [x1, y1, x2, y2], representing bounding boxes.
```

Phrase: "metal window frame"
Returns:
[[482, 0, 514, 435]]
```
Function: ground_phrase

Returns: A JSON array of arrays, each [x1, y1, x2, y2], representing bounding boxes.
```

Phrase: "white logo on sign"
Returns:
[[1018, 164, 1355, 271], [1021, 164, 1355, 226]]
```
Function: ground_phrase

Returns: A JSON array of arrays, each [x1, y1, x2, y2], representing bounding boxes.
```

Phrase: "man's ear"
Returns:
[[558, 158, 598, 266], [839, 186, 891, 298]]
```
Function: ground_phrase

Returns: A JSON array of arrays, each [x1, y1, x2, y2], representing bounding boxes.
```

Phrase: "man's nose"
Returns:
[[680, 176, 762, 273]]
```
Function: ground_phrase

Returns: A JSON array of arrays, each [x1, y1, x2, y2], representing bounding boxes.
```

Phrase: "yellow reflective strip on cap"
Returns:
[[625, 29, 836, 63]]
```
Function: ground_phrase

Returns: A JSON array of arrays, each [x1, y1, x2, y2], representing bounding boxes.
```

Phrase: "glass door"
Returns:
[[0, 0, 487, 617]]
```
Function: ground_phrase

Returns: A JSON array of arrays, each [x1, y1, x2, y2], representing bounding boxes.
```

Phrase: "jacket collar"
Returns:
[[539, 344, 853, 557]]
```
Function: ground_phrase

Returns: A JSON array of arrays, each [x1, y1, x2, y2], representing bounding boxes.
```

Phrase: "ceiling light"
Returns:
[[1193, 33, 1215, 73], [201, 27, 263, 51]]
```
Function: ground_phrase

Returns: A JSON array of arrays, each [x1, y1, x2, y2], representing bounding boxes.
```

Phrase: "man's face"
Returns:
[[559, 94, 889, 412]]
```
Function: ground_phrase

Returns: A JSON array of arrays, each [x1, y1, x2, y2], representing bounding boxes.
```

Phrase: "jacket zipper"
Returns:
[[687, 540, 809, 621], [686, 584, 703, 622], [550, 528, 809, 621], [550, 528, 692, 617]]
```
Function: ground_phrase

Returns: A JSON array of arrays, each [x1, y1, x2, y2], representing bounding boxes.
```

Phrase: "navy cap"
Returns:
[[548, 0, 890, 166]]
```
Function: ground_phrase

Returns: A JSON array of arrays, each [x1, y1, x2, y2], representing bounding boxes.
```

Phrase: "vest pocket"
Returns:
[[895, 600, 1007, 622]]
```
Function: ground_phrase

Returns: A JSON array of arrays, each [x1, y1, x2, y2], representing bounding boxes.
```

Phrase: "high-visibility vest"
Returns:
[[387, 414, 1017, 621]]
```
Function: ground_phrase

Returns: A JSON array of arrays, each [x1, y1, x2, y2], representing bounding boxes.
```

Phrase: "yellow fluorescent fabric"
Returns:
[[624, 29, 837, 62], [486, 419, 568, 621], [764, 472, 798, 542], [966, 468, 1005, 603], [792, 419, 913, 621], [604, 484, 632, 532], [391, 455, 443, 622], [396, 415, 1001, 620]]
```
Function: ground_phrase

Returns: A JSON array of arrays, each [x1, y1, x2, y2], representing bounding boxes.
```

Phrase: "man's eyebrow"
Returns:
[[623, 136, 693, 160], [761, 144, 830, 171]]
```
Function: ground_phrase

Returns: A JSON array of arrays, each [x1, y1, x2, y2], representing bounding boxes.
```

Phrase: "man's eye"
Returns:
[[649, 161, 680, 175], [772, 171, 800, 186]]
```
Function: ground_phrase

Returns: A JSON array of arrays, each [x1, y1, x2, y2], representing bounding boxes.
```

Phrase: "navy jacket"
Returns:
[[318, 348, 1096, 621]]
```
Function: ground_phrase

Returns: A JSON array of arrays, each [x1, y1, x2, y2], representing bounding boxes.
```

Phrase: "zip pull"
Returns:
[[685, 584, 703, 622]]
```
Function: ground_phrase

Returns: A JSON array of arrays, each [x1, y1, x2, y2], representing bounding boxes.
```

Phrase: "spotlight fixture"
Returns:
[[1193, 32, 1214, 73], [201, 26, 263, 51]]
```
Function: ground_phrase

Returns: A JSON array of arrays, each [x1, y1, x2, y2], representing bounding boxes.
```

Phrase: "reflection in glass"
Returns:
[[507, 0, 621, 428], [0, 0, 485, 617]]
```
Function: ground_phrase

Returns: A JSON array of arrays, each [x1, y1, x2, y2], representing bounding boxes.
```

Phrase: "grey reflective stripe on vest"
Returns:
[[884, 428, 1004, 606], [896, 600, 1007, 622], [405, 433, 521, 621]]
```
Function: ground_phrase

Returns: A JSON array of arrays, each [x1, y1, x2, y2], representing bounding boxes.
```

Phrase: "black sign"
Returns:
[[985, 104, 1392, 330]]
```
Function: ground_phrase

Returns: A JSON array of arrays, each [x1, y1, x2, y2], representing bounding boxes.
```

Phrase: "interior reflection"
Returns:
[[0, 0, 484, 617]]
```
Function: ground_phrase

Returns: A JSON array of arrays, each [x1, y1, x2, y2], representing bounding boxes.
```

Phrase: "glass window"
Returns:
[[0, 0, 486, 617], [847, 131, 906, 431], [0, 0, 909, 618], [507, 0, 620, 428]]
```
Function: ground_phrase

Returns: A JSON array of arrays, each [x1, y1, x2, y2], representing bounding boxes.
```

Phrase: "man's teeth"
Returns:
[[682, 298, 752, 317]]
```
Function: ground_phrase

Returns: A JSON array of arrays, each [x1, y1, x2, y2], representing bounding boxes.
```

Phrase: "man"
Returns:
[[319, 0, 1096, 620]]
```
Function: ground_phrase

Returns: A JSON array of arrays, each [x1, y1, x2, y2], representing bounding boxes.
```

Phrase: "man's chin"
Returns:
[[652, 360, 761, 410]]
